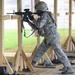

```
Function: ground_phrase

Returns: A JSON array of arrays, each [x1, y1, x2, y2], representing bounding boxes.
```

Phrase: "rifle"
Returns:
[[7, 9, 37, 38], [7, 9, 37, 23], [7, 9, 36, 16]]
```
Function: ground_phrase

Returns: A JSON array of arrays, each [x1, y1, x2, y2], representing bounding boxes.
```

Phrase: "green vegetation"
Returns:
[[4, 29, 75, 53], [58, 29, 75, 45], [4, 29, 38, 52]]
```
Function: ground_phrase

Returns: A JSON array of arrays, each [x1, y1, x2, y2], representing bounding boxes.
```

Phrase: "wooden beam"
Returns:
[[3, 55, 13, 74], [29, 46, 37, 62], [65, 12, 74, 15], [17, 0, 23, 71], [0, 0, 4, 66], [54, 0, 57, 22], [63, 0, 75, 51], [0, 0, 14, 74], [67, 0, 72, 51], [2, 15, 19, 20], [44, 53, 53, 64], [22, 50, 35, 72], [69, 0, 72, 38], [53, 13, 60, 16], [14, 0, 22, 71]]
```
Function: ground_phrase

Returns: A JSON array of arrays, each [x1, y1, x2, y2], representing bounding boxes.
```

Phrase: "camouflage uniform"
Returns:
[[32, 11, 71, 68], [28, 1, 73, 74]]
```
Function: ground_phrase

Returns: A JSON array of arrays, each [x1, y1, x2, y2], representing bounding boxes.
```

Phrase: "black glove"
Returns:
[[28, 15, 34, 20], [23, 16, 29, 22]]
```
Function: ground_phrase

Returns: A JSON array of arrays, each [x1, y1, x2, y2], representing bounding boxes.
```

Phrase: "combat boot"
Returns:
[[61, 67, 73, 74], [32, 61, 36, 67]]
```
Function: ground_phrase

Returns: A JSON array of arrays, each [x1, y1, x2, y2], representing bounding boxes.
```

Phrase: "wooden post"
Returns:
[[3, 55, 13, 74], [0, 0, 13, 74], [63, 0, 75, 51], [17, 0, 23, 71], [54, 0, 57, 22], [14, 0, 23, 71], [67, 0, 72, 51], [14, 0, 35, 72], [22, 50, 35, 72], [0, 0, 4, 66]]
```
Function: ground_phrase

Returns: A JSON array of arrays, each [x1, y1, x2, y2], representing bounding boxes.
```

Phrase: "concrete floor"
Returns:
[[5, 52, 75, 75], [19, 64, 75, 75], [44, 65, 75, 75]]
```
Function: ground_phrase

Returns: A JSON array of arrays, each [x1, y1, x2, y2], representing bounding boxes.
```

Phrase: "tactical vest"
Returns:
[[38, 11, 57, 36]]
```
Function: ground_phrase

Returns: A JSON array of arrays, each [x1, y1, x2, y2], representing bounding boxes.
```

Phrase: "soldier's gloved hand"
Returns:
[[28, 15, 34, 20], [23, 17, 29, 22]]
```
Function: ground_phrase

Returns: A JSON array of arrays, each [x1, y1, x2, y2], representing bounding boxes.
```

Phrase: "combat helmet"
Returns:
[[35, 1, 48, 11]]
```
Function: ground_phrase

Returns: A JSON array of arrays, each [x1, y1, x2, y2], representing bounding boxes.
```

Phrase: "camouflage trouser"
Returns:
[[32, 38, 71, 68]]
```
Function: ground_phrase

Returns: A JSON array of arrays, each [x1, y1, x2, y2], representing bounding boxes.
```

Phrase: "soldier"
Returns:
[[25, 1, 73, 74]]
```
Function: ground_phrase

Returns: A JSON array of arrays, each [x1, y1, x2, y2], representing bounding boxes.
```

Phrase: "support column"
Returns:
[[67, 0, 72, 51], [0, 0, 13, 74], [63, 0, 75, 51], [14, 0, 23, 71], [0, 0, 4, 66], [54, 0, 57, 22], [14, 0, 35, 72]]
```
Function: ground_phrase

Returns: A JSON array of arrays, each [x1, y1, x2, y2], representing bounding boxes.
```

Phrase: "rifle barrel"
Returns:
[[7, 13, 15, 14]]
